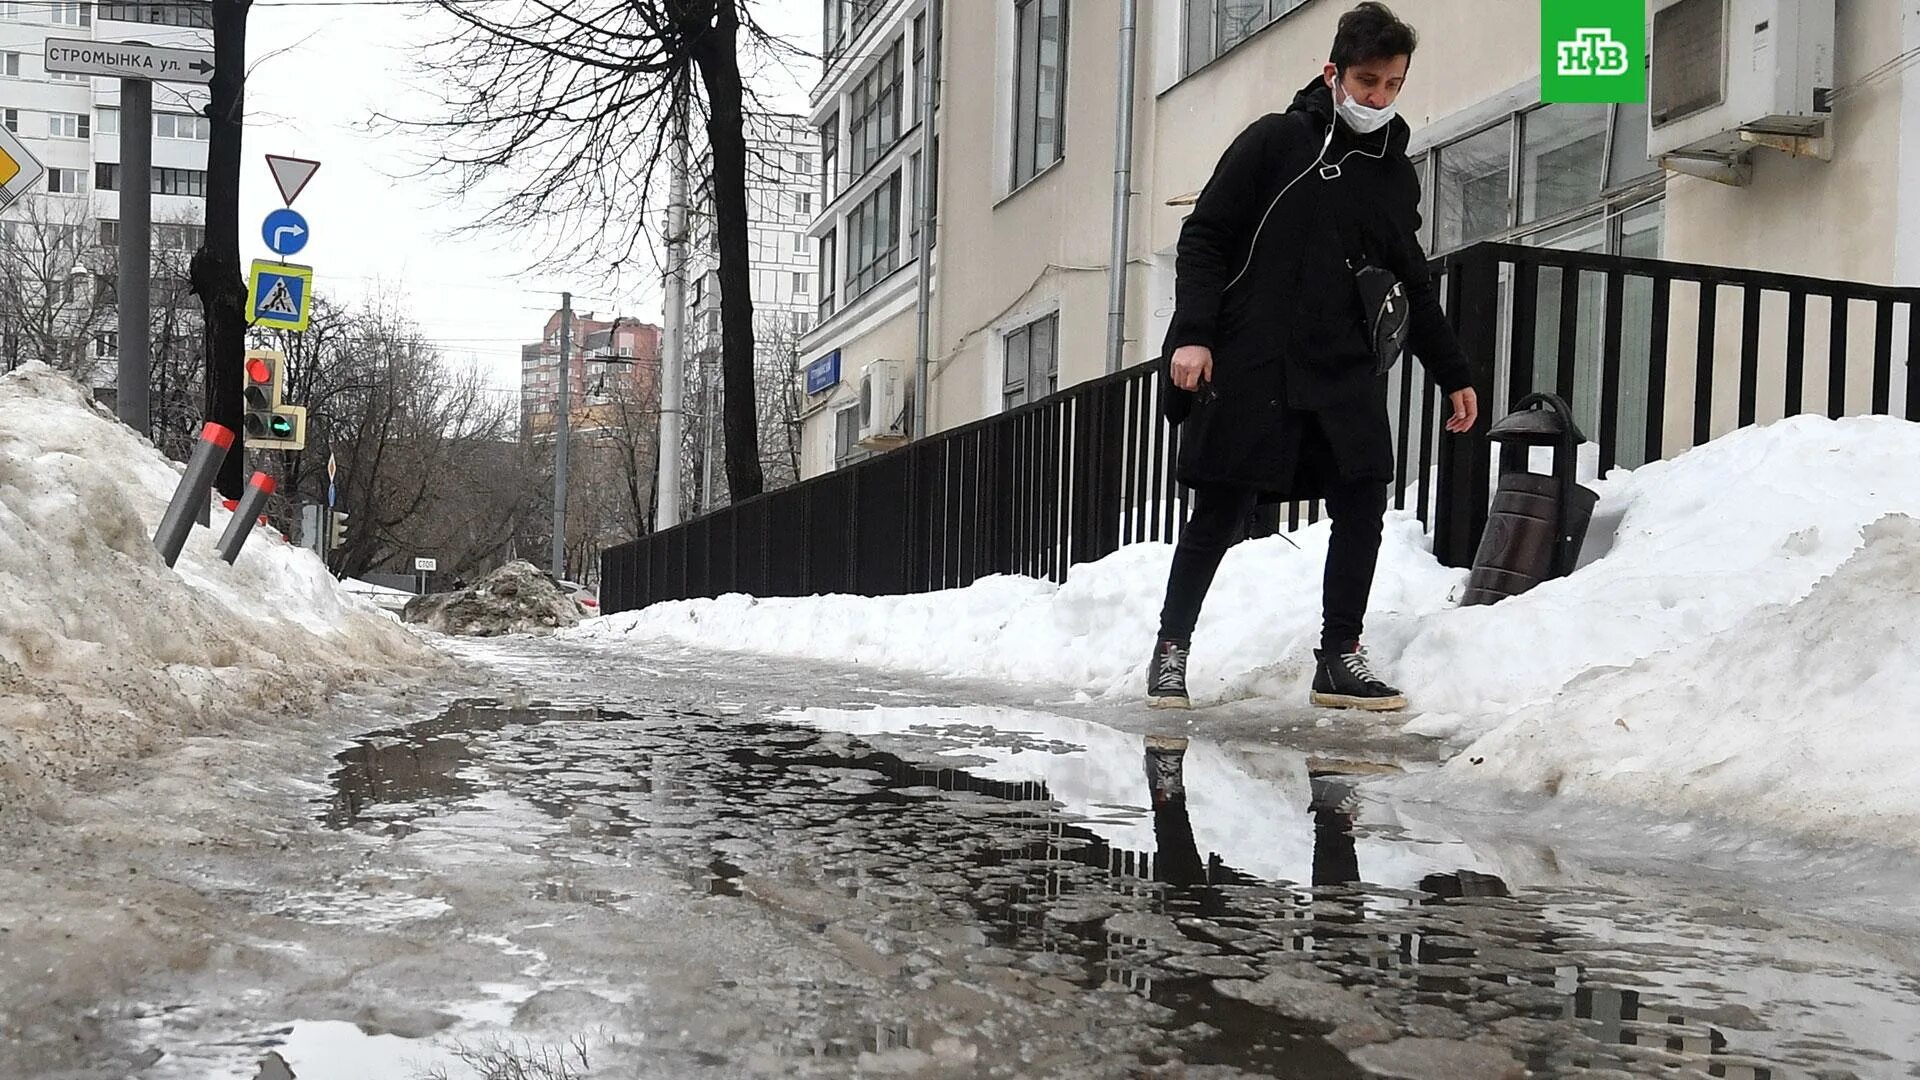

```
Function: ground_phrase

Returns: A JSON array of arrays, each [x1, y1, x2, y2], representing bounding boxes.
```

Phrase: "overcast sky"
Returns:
[[240, 0, 818, 397]]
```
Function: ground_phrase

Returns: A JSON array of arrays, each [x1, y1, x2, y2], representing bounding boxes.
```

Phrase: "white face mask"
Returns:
[[1332, 79, 1398, 135]]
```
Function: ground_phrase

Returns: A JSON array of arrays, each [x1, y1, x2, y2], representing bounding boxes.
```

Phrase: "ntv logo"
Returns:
[[1557, 27, 1630, 77]]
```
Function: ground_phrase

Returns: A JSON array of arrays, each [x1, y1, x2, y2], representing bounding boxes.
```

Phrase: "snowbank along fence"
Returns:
[[603, 242, 1920, 614]]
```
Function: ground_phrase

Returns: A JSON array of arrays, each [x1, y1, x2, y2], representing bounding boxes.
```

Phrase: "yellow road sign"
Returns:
[[0, 126, 47, 208], [246, 260, 314, 332]]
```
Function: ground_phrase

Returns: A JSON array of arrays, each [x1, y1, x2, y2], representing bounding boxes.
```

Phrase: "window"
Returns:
[[50, 70, 86, 83], [0, 3, 17, 16], [97, 1, 211, 27], [1435, 120, 1512, 253], [1607, 101, 1656, 188], [94, 331, 117, 361], [795, 151, 811, 176], [96, 107, 116, 135], [155, 222, 204, 250], [1, 109, 16, 134], [1183, 0, 1301, 75], [847, 172, 901, 298], [820, 114, 839, 202], [825, 0, 884, 59], [819, 228, 837, 318], [793, 272, 809, 294], [1, 51, 18, 77], [791, 230, 807, 256], [98, 219, 117, 247], [1519, 105, 1607, 225], [46, 168, 82, 194], [49, 112, 88, 139], [1012, 0, 1067, 188], [848, 39, 903, 180], [50, 1, 90, 26], [1002, 312, 1059, 409], [834, 405, 861, 465], [155, 113, 210, 141], [97, 165, 208, 197], [795, 191, 811, 215]]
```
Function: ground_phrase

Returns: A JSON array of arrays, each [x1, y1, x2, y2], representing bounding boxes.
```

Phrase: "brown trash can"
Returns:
[[1460, 393, 1599, 607]]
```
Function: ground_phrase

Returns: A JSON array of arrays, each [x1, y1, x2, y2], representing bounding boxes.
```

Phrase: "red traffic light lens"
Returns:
[[246, 357, 272, 384]]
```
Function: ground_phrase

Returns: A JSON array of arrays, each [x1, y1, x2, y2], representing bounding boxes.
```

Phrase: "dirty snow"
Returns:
[[578, 415, 1920, 841], [402, 560, 583, 636], [0, 364, 439, 812]]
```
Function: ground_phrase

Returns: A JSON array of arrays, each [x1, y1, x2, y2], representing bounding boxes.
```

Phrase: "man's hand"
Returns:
[[1171, 345, 1214, 392], [1445, 388, 1479, 434]]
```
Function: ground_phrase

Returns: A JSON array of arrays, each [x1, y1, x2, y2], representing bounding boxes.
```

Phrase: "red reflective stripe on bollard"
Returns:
[[248, 472, 276, 495], [201, 422, 235, 450]]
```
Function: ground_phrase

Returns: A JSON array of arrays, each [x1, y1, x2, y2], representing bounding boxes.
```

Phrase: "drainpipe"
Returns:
[[1105, 0, 1140, 374], [912, 0, 944, 437]]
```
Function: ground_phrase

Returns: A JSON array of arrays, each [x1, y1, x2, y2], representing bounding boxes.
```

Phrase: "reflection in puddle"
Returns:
[[318, 700, 1910, 1077]]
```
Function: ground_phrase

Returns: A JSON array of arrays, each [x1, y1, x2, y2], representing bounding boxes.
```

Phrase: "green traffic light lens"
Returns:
[[269, 415, 294, 437]]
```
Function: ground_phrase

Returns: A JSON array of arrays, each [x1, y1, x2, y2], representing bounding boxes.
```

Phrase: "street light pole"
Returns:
[[552, 291, 573, 581]]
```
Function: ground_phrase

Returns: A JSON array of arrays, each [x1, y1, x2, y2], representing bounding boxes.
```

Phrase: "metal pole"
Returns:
[[214, 470, 275, 564], [657, 98, 689, 530], [118, 78, 152, 434], [911, 0, 943, 438], [702, 356, 717, 512], [552, 291, 572, 580], [153, 421, 232, 567], [1105, 0, 1139, 375]]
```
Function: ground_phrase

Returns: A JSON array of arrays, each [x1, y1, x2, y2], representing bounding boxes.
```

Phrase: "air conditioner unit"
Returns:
[[1648, 0, 1834, 166], [857, 359, 907, 447]]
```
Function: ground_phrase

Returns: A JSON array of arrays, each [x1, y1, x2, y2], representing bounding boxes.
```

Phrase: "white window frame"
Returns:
[[1011, 0, 1068, 190], [49, 112, 88, 139]]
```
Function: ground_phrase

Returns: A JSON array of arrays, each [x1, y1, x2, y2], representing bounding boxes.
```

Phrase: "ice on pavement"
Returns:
[[0, 364, 438, 812], [582, 415, 1920, 843]]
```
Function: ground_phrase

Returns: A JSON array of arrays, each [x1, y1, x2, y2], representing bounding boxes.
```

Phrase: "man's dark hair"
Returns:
[[1329, 2, 1419, 70]]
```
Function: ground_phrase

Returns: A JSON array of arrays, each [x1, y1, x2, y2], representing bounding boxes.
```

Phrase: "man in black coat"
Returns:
[[1147, 2, 1478, 713]]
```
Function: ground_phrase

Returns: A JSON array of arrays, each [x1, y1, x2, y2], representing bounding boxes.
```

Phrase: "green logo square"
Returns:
[[1541, 0, 1646, 104]]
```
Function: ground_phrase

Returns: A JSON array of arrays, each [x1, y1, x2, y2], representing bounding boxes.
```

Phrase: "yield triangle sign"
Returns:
[[265, 154, 320, 206]]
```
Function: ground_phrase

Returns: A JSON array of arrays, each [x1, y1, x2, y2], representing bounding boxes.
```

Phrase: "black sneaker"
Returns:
[[1311, 644, 1409, 712], [1147, 639, 1191, 709], [1143, 734, 1188, 807]]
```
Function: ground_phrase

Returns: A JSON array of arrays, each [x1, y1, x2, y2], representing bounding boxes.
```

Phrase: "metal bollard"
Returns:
[[214, 471, 276, 565], [153, 422, 234, 568]]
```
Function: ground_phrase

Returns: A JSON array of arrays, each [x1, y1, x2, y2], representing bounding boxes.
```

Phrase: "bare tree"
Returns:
[[398, 0, 806, 504], [257, 292, 536, 581], [190, 0, 252, 499], [0, 199, 115, 382]]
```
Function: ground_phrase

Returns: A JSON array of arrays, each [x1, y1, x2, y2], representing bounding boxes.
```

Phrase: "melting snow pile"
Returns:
[[401, 560, 583, 636], [0, 364, 437, 812], [576, 413, 1920, 841]]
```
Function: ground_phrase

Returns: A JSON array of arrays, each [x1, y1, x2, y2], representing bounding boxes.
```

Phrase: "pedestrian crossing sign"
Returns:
[[247, 260, 313, 332]]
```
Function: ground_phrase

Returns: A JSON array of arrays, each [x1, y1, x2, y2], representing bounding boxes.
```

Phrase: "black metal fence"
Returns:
[[605, 241, 1920, 614]]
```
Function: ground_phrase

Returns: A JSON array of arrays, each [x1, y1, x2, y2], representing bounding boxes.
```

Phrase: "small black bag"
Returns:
[[1350, 258, 1410, 377]]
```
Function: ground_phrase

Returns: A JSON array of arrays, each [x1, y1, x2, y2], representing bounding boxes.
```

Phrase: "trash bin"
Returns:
[[1460, 392, 1600, 606]]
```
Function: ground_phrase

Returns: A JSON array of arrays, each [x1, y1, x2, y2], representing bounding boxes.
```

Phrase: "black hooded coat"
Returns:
[[1161, 77, 1473, 499]]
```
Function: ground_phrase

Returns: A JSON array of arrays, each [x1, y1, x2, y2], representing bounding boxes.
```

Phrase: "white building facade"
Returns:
[[793, 0, 1913, 481], [684, 110, 820, 507], [0, 1, 211, 384], [795, 0, 940, 480]]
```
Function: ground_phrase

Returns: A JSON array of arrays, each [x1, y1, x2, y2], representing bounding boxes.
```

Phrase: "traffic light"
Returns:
[[327, 509, 349, 552], [242, 348, 308, 450]]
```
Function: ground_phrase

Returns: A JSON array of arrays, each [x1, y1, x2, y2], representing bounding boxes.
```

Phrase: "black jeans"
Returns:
[[1156, 479, 1390, 653]]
